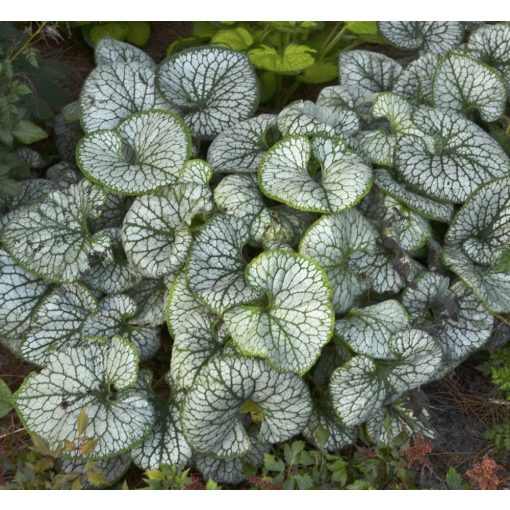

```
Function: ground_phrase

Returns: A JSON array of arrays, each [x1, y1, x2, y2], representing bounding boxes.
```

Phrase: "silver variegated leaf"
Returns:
[[433, 53, 506, 122], [442, 249, 510, 314], [181, 355, 312, 458], [316, 85, 356, 111], [304, 407, 357, 452], [77, 110, 191, 195], [122, 184, 212, 278], [277, 100, 359, 138], [1, 181, 109, 283], [131, 397, 192, 470], [356, 130, 395, 167], [82, 294, 160, 361], [330, 356, 385, 427], [224, 250, 334, 375], [157, 47, 259, 139], [445, 176, 510, 265], [94, 37, 156, 68], [80, 62, 160, 133], [126, 278, 168, 327], [21, 283, 98, 365], [299, 209, 380, 314], [14, 336, 155, 459], [335, 300, 410, 359], [0, 249, 50, 350], [207, 114, 278, 173], [393, 52, 440, 103], [177, 159, 213, 185], [187, 215, 263, 314], [401, 272, 494, 362], [259, 136, 372, 214], [166, 273, 226, 389], [395, 107, 510, 203], [378, 22, 463, 54], [338, 50, 402, 104], [82, 227, 141, 295], [374, 168, 454, 222]]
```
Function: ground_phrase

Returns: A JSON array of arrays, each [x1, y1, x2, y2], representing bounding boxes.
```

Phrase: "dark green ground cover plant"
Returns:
[[1, 21, 510, 489]]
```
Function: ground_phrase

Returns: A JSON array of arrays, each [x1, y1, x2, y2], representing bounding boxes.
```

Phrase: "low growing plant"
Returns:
[[1, 21, 510, 488]]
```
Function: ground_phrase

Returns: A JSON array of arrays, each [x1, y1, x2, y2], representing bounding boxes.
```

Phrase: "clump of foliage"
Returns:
[[167, 21, 385, 106], [1, 21, 510, 489], [73, 22, 152, 48]]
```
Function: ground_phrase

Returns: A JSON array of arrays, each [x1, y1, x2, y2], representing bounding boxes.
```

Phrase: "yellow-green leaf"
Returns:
[[86, 470, 106, 487], [345, 21, 379, 35], [125, 21, 151, 47], [249, 44, 316, 73], [0, 378, 13, 418], [76, 408, 89, 435], [211, 27, 254, 51], [300, 61, 338, 84], [12, 120, 48, 144]]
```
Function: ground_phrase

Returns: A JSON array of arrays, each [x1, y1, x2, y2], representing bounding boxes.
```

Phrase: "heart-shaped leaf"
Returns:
[[395, 107, 510, 203], [157, 47, 259, 139], [181, 355, 311, 458], [14, 336, 155, 459], [338, 50, 402, 104], [224, 250, 334, 375], [277, 100, 359, 138], [207, 114, 278, 174], [378, 22, 464, 54], [433, 53, 506, 122], [166, 273, 226, 389], [1, 181, 109, 283], [259, 135, 372, 213], [249, 43, 315, 73], [393, 52, 440, 103], [122, 181, 213, 278], [0, 378, 13, 418], [335, 300, 410, 359], [94, 37, 156, 68], [187, 214, 264, 314], [0, 249, 50, 350], [445, 176, 510, 265], [77, 110, 191, 195]]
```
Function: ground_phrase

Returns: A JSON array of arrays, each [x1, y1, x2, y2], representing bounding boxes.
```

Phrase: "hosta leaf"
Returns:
[[166, 274, 226, 389], [122, 184, 212, 278], [157, 47, 259, 139], [393, 52, 440, 103], [21, 283, 98, 365], [207, 114, 278, 173], [94, 37, 155, 68], [338, 50, 402, 104], [259, 136, 372, 214], [82, 294, 160, 361], [299, 209, 380, 314], [378, 22, 463, 54], [181, 355, 311, 458], [1, 181, 109, 283], [445, 176, 510, 265], [401, 272, 494, 362], [249, 43, 315, 73], [80, 62, 160, 133], [330, 356, 385, 427], [442, 249, 510, 314], [277, 100, 359, 138], [335, 300, 410, 359], [187, 215, 263, 314], [14, 336, 155, 459], [374, 168, 454, 222], [395, 107, 510, 203], [131, 397, 192, 470], [224, 250, 334, 375], [82, 228, 141, 295], [0, 249, 50, 348], [433, 53, 506, 122], [77, 110, 191, 195]]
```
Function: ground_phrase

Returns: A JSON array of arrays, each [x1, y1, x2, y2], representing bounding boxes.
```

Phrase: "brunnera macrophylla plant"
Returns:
[[1, 23, 510, 486]]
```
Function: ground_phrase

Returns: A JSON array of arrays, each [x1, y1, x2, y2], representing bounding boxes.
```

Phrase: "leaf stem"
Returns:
[[9, 22, 48, 62]]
